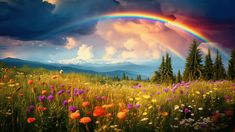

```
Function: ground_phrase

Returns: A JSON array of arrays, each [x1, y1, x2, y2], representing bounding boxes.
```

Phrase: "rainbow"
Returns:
[[40, 11, 229, 59], [99, 12, 210, 43]]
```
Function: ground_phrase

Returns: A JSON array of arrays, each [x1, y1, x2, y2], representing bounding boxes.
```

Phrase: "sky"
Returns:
[[0, 0, 234, 64]]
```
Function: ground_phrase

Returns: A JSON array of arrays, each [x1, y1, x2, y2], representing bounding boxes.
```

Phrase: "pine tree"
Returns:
[[183, 40, 203, 81], [151, 71, 160, 83], [159, 56, 166, 82], [176, 70, 182, 83], [228, 49, 235, 80], [122, 73, 126, 80], [203, 48, 214, 80], [136, 75, 142, 81], [213, 50, 226, 80], [165, 53, 173, 83]]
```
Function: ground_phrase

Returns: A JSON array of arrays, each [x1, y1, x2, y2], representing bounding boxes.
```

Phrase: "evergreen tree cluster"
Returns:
[[152, 39, 235, 83]]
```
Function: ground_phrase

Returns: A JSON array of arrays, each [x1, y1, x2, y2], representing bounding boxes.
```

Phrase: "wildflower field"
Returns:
[[0, 67, 234, 132]]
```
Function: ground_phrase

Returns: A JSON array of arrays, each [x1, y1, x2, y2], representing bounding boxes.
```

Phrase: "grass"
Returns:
[[0, 67, 234, 132]]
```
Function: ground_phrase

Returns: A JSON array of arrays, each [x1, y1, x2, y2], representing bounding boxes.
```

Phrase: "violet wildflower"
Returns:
[[127, 104, 133, 110], [68, 106, 77, 112], [47, 95, 54, 102], [135, 104, 140, 109], [27, 105, 35, 113], [38, 95, 46, 102], [184, 108, 191, 114], [63, 100, 68, 106], [66, 90, 71, 94], [163, 88, 169, 93], [58, 90, 65, 95]]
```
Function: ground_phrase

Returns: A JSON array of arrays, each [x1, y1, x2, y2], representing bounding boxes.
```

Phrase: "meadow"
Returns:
[[0, 67, 234, 132]]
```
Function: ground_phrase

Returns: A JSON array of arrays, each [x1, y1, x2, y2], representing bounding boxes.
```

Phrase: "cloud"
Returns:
[[59, 44, 94, 64], [96, 19, 193, 61], [64, 37, 79, 50], [102, 46, 117, 60], [77, 44, 94, 60]]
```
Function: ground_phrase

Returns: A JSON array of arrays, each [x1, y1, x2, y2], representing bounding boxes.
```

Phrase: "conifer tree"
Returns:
[[228, 49, 235, 80], [151, 71, 160, 83], [213, 50, 226, 80], [122, 72, 126, 80], [203, 49, 214, 80], [176, 70, 182, 83], [159, 56, 166, 82], [165, 53, 173, 83], [183, 40, 203, 81]]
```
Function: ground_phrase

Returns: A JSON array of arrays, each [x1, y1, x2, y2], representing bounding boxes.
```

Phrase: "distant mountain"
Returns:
[[0, 58, 146, 79]]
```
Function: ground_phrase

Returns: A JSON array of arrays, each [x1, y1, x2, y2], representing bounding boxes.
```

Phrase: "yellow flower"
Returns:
[[195, 91, 200, 95], [135, 97, 141, 101], [142, 112, 148, 116], [129, 98, 134, 101], [151, 99, 157, 103], [174, 105, 179, 110], [148, 106, 153, 109], [143, 95, 150, 99], [213, 88, 218, 90]]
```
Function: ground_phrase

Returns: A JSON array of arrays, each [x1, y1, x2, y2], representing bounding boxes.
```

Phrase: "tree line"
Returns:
[[151, 40, 235, 83]]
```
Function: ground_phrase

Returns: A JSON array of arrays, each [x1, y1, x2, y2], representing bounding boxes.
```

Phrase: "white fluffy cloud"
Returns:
[[59, 44, 94, 64], [64, 37, 78, 50], [102, 46, 117, 60], [77, 44, 94, 60]]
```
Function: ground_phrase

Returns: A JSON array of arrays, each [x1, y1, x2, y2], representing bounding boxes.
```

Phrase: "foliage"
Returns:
[[228, 49, 235, 80], [213, 50, 226, 80], [183, 40, 203, 81], [203, 49, 214, 80]]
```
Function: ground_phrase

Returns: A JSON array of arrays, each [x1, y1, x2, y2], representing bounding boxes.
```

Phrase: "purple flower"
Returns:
[[50, 85, 54, 89], [156, 91, 161, 95], [38, 95, 46, 102], [142, 89, 147, 92], [135, 104, 140, 109], [132, 84, 142, 88], [200, 123, 207, 129], [96, 96, 102, 101], [50, 90, 55, 95], [47, 95, 54, 102], [66, 90, 71, 94], [63, 100, 68, 106], [27, 105, 35, 113], [184, 108, 191, 114], [163, 88, 169, 93], [60, 84, 64, 88], [77, 90, 85, 95], [58, 90, 65, 95], [127, 104, 133, 110], [68, 106, 77, 112]]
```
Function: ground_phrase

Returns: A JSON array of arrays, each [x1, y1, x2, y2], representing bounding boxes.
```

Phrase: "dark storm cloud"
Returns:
[[0, 0, 118, 42], [0, 0, 234, 49], [159, 0, 235, 48]]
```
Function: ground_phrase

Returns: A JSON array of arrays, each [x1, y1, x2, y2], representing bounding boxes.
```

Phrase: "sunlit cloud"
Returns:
[[43, 0, 58, 5], [59, 44, 94, 64], [65, 37, 79, 50]]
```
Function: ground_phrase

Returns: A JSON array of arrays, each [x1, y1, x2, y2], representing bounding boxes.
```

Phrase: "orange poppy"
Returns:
[[161, 112, 169, 117], [68, 98, 73, 103], [28, 80, 33, 85], [37, 106, 47, 112], [41, 90, 47, 95], [70, 112, 80, 119], [27, 117, 36, 124], [82, 101, 90, 107], [93, 106, 106, 117], [117, 111, 127, 119], [80, 117, 92, 125]]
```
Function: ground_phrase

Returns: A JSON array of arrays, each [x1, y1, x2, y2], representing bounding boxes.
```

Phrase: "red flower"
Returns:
[[211, 112, 220, 122], [28, 80, 34, 85], [80, 117, 92, 124], [37, 106, 47, 112], [93, 106, 106, 117], [27, 117, 36, 124], [70, 112, 80, 119], [225, 110, 234, 117], [82, 101, 90, 107]]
